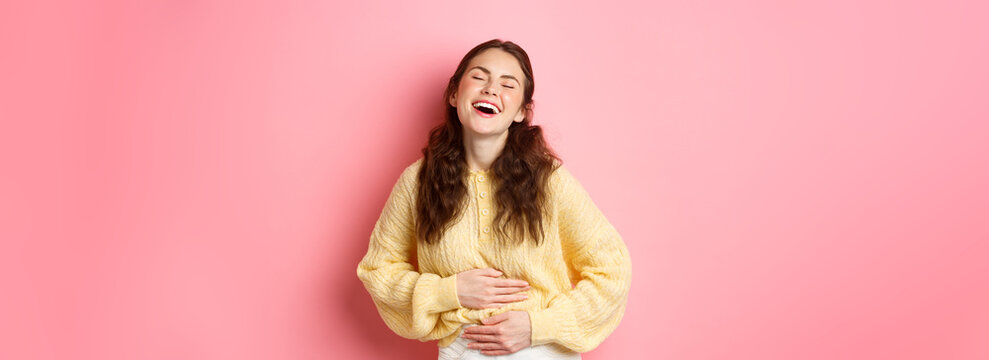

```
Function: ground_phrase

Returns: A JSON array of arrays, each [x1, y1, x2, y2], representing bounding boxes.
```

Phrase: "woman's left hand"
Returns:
[[461, 311, 532, 355]]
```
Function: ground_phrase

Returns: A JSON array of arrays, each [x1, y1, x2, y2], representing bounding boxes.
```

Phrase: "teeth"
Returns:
[[472, 102, 500, 114]]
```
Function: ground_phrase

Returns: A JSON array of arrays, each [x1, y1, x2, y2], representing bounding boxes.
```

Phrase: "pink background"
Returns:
[[2, 0, 987, 359]]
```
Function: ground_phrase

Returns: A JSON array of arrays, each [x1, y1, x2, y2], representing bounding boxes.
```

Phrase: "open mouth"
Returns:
[[472, 101, 501, 115]]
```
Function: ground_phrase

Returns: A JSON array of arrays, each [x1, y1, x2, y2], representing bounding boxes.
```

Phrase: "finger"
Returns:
[[482, 350, 513, 356], [462, 325, 498, 335], [461, 333, 499, 342], [492, 286, 528, 295], [493, 294, 529, 303], [468, 342, 507, 351], [482, 312, 509, 325], [492, 278, 529, 288], [480, 268, 503, 277]]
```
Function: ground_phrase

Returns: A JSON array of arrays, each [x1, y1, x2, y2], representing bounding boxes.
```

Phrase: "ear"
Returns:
[[448, 93, 456, 108], [515, 102, 533, 123]]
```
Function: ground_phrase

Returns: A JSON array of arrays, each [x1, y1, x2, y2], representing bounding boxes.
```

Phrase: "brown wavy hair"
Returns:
[[415, 39, 562, 246]]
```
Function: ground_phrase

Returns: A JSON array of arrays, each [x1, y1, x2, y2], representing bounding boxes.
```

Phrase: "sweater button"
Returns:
[[482, 226, 491, 233], [481, 208, 489, 216], [479, 191, 487, 198], [477, 175, 485, 182]]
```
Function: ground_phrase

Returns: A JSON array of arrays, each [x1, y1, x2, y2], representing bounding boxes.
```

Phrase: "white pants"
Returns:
[[438, 324, 581, 360]]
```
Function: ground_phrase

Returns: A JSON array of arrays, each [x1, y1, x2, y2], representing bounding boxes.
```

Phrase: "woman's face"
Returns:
[[448, 48, 527, 138]]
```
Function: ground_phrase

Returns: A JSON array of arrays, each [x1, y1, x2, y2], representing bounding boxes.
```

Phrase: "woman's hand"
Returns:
[[456, 268, 530, 309], [462, 311, 532, 355]]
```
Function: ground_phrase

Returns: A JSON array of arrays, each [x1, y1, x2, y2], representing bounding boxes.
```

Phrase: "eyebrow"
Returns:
[[468, 66, 521, 84]]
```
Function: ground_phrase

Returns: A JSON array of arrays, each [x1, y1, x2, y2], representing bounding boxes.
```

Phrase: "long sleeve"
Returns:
[[356, 164, 464, 340], [527, 166, 633, 352]]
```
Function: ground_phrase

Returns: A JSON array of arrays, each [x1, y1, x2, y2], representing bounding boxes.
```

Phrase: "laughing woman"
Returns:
[[357, 39, 632, 360]]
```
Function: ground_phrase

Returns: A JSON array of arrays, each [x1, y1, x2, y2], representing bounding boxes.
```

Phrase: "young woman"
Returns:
[[357, 39, 632, 359]]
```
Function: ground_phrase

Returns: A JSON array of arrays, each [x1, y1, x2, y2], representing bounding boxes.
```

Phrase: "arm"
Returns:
[[356, 164, 463, 340], [527, 166, 633, 352]]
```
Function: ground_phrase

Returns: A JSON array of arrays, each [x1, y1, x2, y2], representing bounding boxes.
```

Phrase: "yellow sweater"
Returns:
[[356, 157, 632, 352]]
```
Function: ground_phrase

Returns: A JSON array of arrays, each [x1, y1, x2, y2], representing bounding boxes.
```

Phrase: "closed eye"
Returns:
[[472, 76, 484, 80], [502, 85, 515, 89]]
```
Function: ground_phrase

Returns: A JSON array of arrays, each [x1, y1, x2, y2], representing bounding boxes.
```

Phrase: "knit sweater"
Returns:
[[356, 157, 632, 352]]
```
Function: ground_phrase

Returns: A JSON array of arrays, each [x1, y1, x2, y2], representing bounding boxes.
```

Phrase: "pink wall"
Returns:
[[2, 0, 987, 359]]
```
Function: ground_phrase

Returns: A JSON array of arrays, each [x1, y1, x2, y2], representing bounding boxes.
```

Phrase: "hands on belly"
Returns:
[[455, 268, 533, 355]]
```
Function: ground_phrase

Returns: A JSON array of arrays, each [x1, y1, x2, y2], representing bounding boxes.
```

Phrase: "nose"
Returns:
[[482, 83, 498, 96]]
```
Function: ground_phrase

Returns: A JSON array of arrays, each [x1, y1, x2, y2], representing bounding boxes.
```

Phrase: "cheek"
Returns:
[[502, 95, 521, 110], [458, 85, 480, 101], [456, 80, 471, 95]]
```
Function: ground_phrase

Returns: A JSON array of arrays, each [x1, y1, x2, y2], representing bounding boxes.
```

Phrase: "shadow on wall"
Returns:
[[323, 194, 439, 359], [320, 51, 455, 359], [342, 277, 439, 359]]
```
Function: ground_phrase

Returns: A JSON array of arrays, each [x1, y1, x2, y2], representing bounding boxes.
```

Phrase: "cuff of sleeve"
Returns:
[[528, 308, 557, 346], [436, 274, 461, 311]]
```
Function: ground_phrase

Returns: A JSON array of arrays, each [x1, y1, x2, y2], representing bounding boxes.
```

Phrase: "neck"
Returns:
[[462, 130, 509, 171]]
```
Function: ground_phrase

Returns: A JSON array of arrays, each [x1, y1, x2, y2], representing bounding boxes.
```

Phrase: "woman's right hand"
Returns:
[[456, 268, 530, 309]]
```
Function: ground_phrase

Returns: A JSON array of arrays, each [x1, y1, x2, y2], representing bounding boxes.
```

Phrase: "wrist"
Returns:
[[437, 274, 461, 310], [527, 308, 555, 346]]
